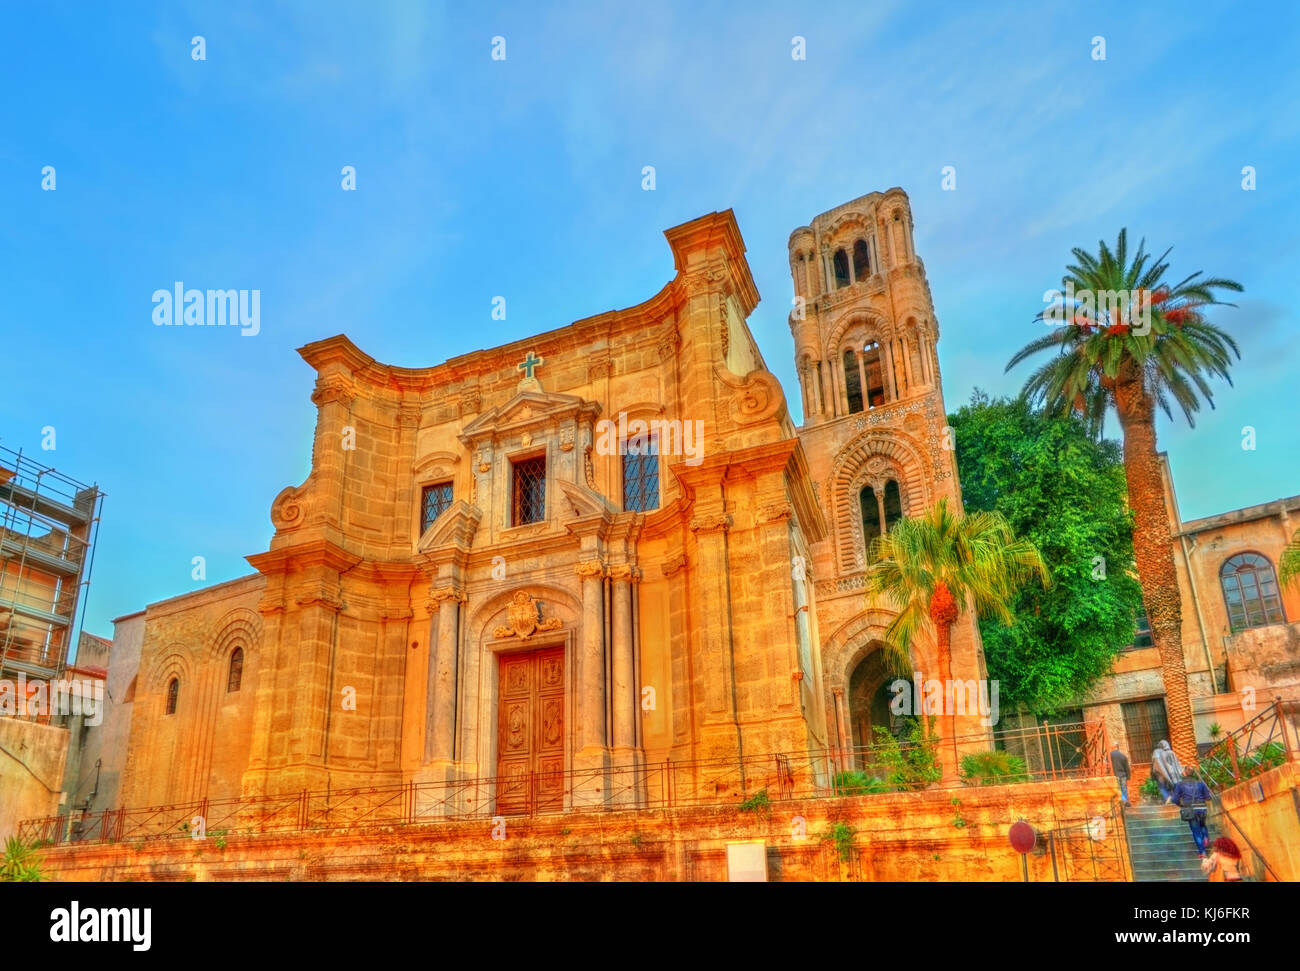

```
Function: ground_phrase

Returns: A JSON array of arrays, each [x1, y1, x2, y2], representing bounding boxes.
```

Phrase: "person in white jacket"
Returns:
[[1150, 739, 1182, 801]]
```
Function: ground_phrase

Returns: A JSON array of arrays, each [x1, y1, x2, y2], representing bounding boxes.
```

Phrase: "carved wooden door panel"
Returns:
[[496, 646, 565, 815]]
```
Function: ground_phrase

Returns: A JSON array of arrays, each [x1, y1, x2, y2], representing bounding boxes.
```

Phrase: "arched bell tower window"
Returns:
[[165, 678, 179, 715], [842, 349, 864, 414], [863, 341, 886, 408], [883, 480, 904, 532], [860, 486, 881, 551], [861, 479, 906, 559], [853, 239, 871, 279], [833, 249, 850, 288]]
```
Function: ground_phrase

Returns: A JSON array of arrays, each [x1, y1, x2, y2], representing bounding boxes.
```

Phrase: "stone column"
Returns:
[[881, 338, 897, 401], [902, 336, 916, 390], [610, 565, 637, 754], [818, 359, 831, 417], [574, 560, 609, 793], [425, 585, 463, 764], [609, 564, 641, 805], [856, 350, 869, 410]]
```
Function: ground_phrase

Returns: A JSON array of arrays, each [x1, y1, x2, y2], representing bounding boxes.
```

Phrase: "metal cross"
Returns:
[[517, 351, 544, 380]]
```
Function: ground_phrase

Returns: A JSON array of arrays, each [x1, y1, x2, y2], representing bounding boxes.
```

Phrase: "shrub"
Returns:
[[1, 837, 45, 883], [1139, 775, 1162, 803], [959, 750, 1031, 786], [870, 718, 941, 791], [738, 788, 771, 814], [823, 822, 856, 862], [833, 771, 891, 796]]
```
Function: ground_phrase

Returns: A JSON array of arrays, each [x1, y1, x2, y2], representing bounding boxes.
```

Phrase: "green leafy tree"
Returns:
[[1006, 229, 1242, 763], [1280, 528, 1300, 593], [948, 392, 1144, 715]]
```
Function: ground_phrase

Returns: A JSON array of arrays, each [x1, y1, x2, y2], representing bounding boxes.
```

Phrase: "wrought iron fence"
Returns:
[[1196, 700, 1298, 793], [19, 721, 1108, 847], [1044, 797, 1130, 882]]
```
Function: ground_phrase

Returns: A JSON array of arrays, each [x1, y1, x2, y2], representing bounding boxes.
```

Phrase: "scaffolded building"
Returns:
[[0, 445, 103, 700]]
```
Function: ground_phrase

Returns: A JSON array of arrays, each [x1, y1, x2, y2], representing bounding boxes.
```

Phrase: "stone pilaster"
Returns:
[[424, 584, 464, 764], [573, 559, 610, 805]]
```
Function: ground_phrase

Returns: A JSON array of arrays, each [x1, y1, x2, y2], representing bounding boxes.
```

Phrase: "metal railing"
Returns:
[[18, 721, 1109, 847], [1045, 796, 1130, 882], [1197, 699, 1298, 793]]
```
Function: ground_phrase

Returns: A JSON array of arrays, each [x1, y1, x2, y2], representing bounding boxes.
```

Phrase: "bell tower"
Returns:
[[790, 188, 988, 770], [788, 187, 944, 425]]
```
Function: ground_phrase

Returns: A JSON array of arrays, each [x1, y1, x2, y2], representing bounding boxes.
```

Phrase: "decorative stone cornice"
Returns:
[[656, 327, 680, 362], [574, 560, 606, 579], [689, 513, 733, 534], [682, 262, 728, 295], [718, 294, 730, 358], [311, 374, 358, 407], [458, 388, 481, 417], [757, 501, 794, 526], [660, 553, 687, 578], [425, 585, 466, 612]]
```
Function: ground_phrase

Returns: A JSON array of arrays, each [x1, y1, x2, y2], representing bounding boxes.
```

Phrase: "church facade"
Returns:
[[117, 189, 987, 815]]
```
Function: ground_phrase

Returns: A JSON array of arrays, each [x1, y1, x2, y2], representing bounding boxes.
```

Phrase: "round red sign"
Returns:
[[1008, 820, 1037, 854]]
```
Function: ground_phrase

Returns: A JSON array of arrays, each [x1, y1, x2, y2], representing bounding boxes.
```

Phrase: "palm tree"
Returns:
[[1006, 229, 1242, 764], [1280, 529, 1300, 592], [866, 498, 1048, 763]]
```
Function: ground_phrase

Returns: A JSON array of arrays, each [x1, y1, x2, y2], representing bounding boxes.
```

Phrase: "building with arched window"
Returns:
[[1073, 455, 1300, 769], [69, 188, 1300, 840]]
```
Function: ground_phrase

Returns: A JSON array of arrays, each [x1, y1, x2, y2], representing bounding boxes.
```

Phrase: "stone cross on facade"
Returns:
[[518, 351, 544, 380], [516, 350, 544, 391]]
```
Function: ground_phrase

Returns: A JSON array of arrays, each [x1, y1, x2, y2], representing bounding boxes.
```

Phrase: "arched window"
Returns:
[[860, 486, 881, 552], [863, 341, 886, 407], [227, 647, 244, 693], [1220, 553, 1285, 631], [833, 249, 850, 288], [883, 480, 904, 532], [853, 239, 871, 279], [842, 349, 864, 413], [165, 678, 179, 715]]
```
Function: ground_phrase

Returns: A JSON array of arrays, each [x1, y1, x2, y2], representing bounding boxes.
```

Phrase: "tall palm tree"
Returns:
[[1006, 229, 1243, 764], [866, 498, 1048, 761]]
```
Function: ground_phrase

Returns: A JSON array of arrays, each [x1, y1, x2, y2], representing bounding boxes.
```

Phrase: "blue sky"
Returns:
[[2, 1, 1297, 642]]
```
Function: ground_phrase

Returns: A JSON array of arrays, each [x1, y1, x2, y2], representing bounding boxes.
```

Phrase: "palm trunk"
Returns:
[[937, 620, 960, 771], [1115, 378, 1198, 765]]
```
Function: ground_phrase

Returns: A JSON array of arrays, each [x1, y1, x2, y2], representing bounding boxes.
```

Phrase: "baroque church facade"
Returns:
[[117, 189, 989, 814]]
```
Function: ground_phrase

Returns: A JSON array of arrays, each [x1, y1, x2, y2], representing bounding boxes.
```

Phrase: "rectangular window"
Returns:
[[512, 456, 547, 525], [1121, 698, 1170, 764], [420, 481, 454, 533], [623, 438, 660, 512], [1131, 609, 1153, 649]]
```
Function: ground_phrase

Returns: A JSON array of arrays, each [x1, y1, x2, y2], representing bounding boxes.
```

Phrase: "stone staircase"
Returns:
[[1124, 804, 1209, 882]]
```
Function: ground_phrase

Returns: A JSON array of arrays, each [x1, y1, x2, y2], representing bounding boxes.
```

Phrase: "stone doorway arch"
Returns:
[[845, 644, 913, 766]]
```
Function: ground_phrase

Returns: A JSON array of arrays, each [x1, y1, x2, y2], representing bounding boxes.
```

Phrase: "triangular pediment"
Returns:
[[458, 390, 600, 444], [416, 500, 482, 553], [555, 476, 617, 519]]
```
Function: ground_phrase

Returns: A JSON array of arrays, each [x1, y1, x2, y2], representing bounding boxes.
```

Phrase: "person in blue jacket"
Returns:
[[1167, 766, 1212, 856]]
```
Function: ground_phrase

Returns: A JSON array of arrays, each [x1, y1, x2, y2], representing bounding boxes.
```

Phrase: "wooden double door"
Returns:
[[496, 646, 565, 815]]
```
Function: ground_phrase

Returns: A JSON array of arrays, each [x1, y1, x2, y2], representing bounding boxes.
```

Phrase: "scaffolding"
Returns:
[[0, 444, 104, 686]]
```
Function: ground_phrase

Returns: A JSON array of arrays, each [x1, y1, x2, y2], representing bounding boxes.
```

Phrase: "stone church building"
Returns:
[[116, 189, 988, 814]]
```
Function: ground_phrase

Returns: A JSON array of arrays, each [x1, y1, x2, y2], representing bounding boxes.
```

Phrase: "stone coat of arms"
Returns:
[[494, 591, 563, 640]]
